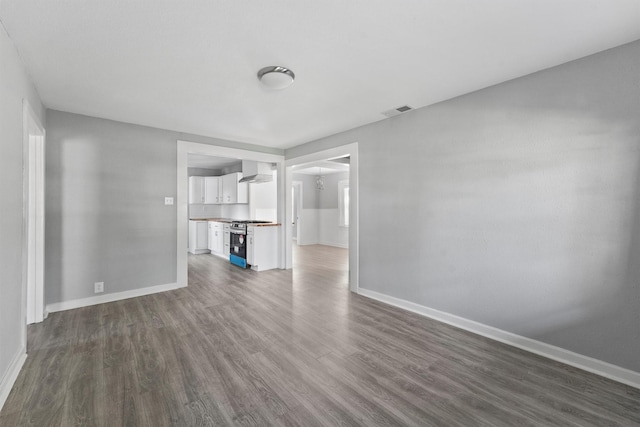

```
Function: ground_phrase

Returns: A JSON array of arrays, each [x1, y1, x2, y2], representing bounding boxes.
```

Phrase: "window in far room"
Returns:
[[339, 180, 349, 227]]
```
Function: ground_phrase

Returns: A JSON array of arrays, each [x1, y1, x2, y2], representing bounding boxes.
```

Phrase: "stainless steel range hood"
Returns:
[[239, 160, 274, 183]]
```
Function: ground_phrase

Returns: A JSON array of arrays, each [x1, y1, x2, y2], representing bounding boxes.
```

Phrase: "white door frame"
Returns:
[[285, 143, 359, 292], [176, 140, 285, 287], [292, 181, 302, 242], [22, 100, 46, 326]]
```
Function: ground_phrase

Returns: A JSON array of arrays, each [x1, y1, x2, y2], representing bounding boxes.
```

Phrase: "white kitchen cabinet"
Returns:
[[246, 225, 279, 271], [208, 221, 223, 255], [188, 220, 210, 254], [222, 172, 248, 204], [189, 176, 205, 204], [204, 177, 222, 204], [223, 224, 230, 256]]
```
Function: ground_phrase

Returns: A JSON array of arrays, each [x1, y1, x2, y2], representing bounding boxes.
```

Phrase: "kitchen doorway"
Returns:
[[176, 140, 285, 287], [285, 143, 359, 292]]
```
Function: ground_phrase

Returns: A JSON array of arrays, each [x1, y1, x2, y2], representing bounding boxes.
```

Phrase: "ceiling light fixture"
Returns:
[[257, 66, 295, 90], [316, 168, 325, 190]]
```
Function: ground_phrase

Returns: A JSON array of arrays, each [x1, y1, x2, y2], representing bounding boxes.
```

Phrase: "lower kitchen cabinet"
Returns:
[[223, 224, 230, 256], [246, 225, 279, 271], [208, 221, 223, 255], [188, 220, 210, 254]]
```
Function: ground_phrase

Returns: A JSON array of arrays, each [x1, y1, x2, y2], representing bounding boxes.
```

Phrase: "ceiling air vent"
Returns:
[[381, 105, 413, 118]]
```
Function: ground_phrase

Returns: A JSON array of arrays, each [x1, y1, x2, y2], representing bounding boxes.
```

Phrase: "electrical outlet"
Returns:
[[94, 282, 104, 293], [164, 197, 174, 205]]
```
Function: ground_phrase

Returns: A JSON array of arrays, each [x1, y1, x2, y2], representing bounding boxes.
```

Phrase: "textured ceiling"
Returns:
[[1, 1, 639, 149]]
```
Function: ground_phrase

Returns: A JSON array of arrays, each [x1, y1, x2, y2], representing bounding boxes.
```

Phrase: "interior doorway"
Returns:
[[22, 101, 46, 325], [285, 143, 359, 292], [176, 140, 285, 287]]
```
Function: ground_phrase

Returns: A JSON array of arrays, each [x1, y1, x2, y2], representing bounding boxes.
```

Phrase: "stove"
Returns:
[[229, 221, 272, 268], [230, 220, 272, 233]]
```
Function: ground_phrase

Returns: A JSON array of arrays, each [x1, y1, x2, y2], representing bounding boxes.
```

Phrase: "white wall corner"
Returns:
[[0, 347, 27, 412], [357, 288, 640, 390]]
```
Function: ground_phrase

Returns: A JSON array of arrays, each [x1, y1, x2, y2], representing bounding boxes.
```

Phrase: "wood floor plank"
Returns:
[[2, 243, 639, 426]]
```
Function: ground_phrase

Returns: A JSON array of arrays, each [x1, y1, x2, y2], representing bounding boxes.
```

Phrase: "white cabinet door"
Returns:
[[196, 222, 208, 251], [221, 173, 248, 204], [246, 225, 278, 271], [208, 222, 214, 250], [208, 222, 224, 254], [223, 225, 230, 256], [246, 227, 254, 265], [189, 221, 210, 254], [213, 223, 223, 253], [204, 177, 221, 204], [222, 173, 237, 204], [189, 177, 205, 204]]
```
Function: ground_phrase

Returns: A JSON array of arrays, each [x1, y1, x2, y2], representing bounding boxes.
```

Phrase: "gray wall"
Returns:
[[292, 171, 349, 209], [286, 40, 640, 372], [45, 110, 282, 304], [188, 167, 219, 177], [292, 173, 319, 209], [0, 25, 45, 389], [318, 171, 349, 209]]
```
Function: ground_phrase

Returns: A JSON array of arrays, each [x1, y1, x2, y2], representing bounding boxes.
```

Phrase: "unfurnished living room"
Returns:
[[1, 1, 640, 426]]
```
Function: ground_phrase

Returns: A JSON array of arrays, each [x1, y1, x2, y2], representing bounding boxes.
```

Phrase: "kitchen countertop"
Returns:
[[189, 218, 234, 223], [189, 218, 280, 226]]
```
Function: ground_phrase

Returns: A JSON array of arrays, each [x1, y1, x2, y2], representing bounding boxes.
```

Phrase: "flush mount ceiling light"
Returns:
[[257, 66, 295, 90]]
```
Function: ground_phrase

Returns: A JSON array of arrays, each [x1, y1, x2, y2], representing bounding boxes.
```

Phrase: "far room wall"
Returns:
[[292, 171, 349, 247]]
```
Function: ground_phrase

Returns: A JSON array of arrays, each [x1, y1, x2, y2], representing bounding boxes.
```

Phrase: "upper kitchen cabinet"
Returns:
[[222, 172, 248, 204], [189, 176, 205, 204], [189, 173, 247, 204], [204, 176, 222, 204]]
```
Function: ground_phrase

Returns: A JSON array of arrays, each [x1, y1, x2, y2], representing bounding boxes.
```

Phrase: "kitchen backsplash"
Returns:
[[189, 204, 222, 219], [189, 203, 250, 220]]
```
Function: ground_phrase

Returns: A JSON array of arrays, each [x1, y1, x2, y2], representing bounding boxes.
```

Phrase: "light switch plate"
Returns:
[[164, 197, 174, 205]]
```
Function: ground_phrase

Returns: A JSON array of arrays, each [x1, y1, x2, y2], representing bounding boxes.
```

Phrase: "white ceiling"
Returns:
[[1, 1, 639, 149], [293, 160, 349, 176]]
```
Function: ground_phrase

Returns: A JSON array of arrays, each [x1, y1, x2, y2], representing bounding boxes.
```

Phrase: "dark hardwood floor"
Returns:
[[1, 244, 639, 426]]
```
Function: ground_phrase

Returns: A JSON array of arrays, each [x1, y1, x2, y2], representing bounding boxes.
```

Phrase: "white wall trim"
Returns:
[[22, 98, 46, 338], [46, 282, 185, 313], [318, 241, 349, 249], [0, 347, 27, 412], [358, 288, 640, 390]]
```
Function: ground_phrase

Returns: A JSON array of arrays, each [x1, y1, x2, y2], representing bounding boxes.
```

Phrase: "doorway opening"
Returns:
[[22, 101, 46, 326], [176, 140, 285, 287], [285, 143, 359, 292]]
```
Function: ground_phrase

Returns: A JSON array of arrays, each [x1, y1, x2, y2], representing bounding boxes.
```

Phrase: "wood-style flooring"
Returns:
[[1, 244, 639, 426]]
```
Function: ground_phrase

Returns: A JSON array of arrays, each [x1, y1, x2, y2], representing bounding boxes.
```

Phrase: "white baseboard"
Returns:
[[357, 288, 640, 390], [318, 240, 349, 249], [46, 282, 186, 313], [0, 346, 27, 412], [210, 252, 229, 261]]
